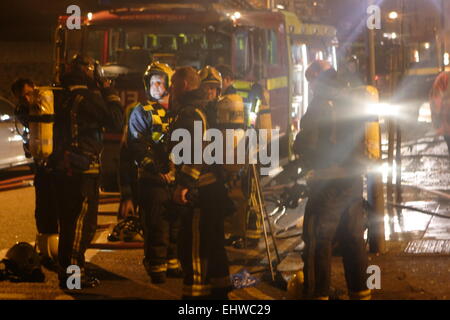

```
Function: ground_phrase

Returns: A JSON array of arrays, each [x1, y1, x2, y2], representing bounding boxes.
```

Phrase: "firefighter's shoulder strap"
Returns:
[[122, 101, 141, 146], [58, 85, 88, 149], [194, 107, 208, 134]]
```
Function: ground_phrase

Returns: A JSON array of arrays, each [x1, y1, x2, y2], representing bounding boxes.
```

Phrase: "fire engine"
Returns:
[[54, 0, 338, 190]]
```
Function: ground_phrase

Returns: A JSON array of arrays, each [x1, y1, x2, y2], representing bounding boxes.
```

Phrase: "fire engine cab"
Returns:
[[54, 0, 338, 190]]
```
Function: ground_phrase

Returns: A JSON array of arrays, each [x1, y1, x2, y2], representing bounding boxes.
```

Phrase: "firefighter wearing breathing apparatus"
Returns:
[[11, 78, 61, 271], [295, 60, 370, 300], [227, 70, 272, 248], [51, 54, 123, 289], [127, 61, 182, 284]]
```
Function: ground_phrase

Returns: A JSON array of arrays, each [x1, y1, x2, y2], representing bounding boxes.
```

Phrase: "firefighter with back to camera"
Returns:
[[294, 60, 370, 300], [209, 65, 250, 249], [11, 78, 61, 271], [170, 66, 233, 299], [107, 101, 143, 243], [51, 54, 124, 289], [127, 61, 183, 284]]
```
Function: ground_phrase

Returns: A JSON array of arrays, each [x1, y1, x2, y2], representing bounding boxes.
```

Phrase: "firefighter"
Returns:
[[198, 65, 257, 250], [429, 71, 450, 156], [52, 54, 123, 289], [215, 64, 237, 95], [127, 62, 182, 284], [229, 73, 268, 248], [11, 78, 60, 271], [296, 60, 370, 300], [204, 66, 249, 249], [107, 102, 143, 243], [117, 103, 139, 220], [170, 66, 233, 300], [198, 66, 221, 101], [198, 65, 222, 126]]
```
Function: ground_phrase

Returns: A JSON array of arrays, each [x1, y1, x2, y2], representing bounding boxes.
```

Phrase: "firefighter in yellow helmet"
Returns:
[[199, 65, 222, 102], [198, 65, 223, 129], [127, 61, 182, 284]]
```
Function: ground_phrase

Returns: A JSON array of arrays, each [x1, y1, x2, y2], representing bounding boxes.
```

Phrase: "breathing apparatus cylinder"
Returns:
[[362, 86, 382, 160], [28, 87, 56, 161], [36, 233, 59, 261], [216, 94, 246, 173]]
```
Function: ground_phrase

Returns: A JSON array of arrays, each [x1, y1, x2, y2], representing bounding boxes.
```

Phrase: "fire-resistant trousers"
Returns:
[[34, 165, 59, 234], [56, 173, 99, 275], [302, 177, 368, 298], [139, 180, 181, 274], [179, 182, 232, 299]]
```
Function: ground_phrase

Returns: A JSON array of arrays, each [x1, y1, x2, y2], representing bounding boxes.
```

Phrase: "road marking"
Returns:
[[85, 229, 110, 262]]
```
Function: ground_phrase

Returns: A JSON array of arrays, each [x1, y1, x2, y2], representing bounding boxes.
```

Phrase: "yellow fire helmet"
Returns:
[[198, 65, 222, 89], [143, 61, 174, 94]]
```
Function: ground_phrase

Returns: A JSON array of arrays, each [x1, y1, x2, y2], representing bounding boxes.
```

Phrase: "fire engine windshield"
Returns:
[[80, 26, 231, 74]]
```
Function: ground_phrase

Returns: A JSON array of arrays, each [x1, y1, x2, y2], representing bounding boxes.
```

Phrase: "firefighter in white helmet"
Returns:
[[127, 61, 182, 284]]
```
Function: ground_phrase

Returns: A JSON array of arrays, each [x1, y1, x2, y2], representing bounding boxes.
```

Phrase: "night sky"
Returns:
[[0, 0, 99, 42]]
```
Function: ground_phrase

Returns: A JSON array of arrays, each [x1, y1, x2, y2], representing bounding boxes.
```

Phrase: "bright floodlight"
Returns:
[[414, 50, 420, 63], [365, 103, 399, 117], [87, 12, 93, 21], [444, 52, 450, 66], [388, 11, 398, 20]]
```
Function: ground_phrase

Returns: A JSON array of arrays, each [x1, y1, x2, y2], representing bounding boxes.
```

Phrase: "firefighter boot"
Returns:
[[349, 289, 372, 300], [167, 259, 183, 278], [143, 259, 166, 284]]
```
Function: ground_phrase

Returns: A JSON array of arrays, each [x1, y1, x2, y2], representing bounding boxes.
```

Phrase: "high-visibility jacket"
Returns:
[[128, 100, 173, 182]]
